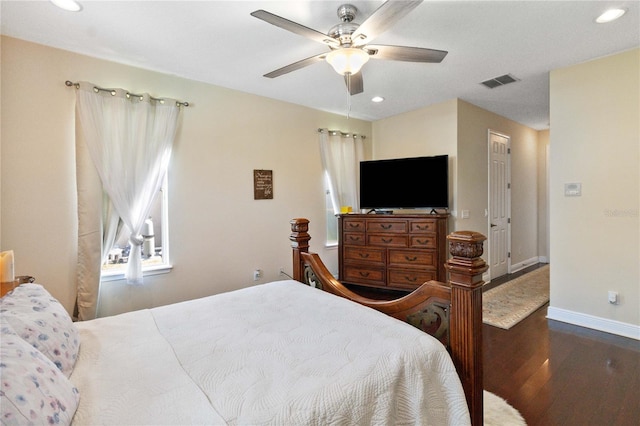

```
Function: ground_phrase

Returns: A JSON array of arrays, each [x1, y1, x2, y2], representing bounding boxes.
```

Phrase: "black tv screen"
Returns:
[[359, 155, 449, 210]]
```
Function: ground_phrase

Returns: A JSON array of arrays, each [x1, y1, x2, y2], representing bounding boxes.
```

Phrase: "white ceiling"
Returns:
[[2, 0, 639, 130]]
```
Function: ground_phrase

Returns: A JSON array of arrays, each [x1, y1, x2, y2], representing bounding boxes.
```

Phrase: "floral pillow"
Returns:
[[0, 322, 80, 425], [0, 284, 80, 377]]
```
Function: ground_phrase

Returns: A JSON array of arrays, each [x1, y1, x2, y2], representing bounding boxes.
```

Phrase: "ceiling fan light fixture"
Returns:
[[595, 8, 626, 23], [50, 0, 82, 12], [326, 48, 370, 75]]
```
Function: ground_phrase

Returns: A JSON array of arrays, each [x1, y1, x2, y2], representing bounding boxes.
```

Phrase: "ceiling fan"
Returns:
[[250, 0, 448, 96]]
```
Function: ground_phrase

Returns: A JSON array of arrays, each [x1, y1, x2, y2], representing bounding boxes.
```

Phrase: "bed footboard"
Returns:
[[290, 218, 487, 426]]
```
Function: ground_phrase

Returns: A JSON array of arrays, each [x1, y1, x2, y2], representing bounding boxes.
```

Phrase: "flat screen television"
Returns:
[[359, 155, 449, 210]]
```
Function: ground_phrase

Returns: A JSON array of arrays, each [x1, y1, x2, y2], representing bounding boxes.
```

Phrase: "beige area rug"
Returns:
[[483, 265, 550, 329], [484, 391, 526, 425]]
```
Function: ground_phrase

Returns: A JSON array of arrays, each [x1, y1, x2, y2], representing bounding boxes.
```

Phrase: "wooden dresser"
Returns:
[[338, 213, 449, 291]]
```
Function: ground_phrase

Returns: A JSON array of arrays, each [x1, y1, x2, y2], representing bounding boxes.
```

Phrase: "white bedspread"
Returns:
[[70, 280, 470, 425]]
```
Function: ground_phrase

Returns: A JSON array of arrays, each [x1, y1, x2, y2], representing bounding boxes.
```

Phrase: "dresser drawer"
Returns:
[[344, 246, 385, 264], [388, 268, 437, 289], [342, 219, 365, 232], [368, 234, 408, 247], [410, 235, 437, 249], [366, 220, 407, 233], [343, 232, 366, 245], [343, 265, 385, 285], [388, 249, 436, 267], [410, 220, 437, 233]]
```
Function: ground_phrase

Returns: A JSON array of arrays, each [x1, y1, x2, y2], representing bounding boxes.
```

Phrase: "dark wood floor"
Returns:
[[348, 265, 640, 425], [483, 265, 640, 426]]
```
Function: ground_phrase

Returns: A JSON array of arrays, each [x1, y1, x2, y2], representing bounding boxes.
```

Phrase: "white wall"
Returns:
[[548, 48, 639, 338], [0, 36, 371, 317]]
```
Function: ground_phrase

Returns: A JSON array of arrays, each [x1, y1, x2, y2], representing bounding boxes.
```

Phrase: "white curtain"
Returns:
[[75, 81, 181, 291], [318, 129, 364, 215], [75, 125, 122, 320]]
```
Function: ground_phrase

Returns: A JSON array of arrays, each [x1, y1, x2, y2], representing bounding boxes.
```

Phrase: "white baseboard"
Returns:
[[547, 306, 640, 341], [510, 256, 541, 274], [483, 256, 545, 283], [538, 256, 549, 263]]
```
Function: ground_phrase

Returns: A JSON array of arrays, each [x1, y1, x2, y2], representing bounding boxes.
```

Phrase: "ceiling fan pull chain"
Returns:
[[346, 73, 351, 119]]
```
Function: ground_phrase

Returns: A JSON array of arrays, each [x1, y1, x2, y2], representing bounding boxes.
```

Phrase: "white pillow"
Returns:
[[0, 321, 80, 425], [0, 284, 80, 377]]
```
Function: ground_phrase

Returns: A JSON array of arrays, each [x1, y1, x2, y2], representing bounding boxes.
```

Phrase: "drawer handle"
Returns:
[[358, 253, 370, 258], [380, 224, 392, 229], [404, 276, 417, 282], [359, 272, 370, 277], [348, 223, 361, 229], [349, 236, 361, 242], [405, 256, 418, 262], [382, 238, 393, 243], [416, 225, 430, 230], [416, 239, 429, 245]]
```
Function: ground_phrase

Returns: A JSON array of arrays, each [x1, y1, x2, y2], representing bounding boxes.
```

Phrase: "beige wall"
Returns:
[[5, 36, 636, 338], [0, 37, 3, 247], [0, 36, 371, 317], [457, 100, 540, 271], [548, 48, 639, 335], [537, 129, 550, 262], [371, 100, 458, 222], [371, 98, 542, 274]]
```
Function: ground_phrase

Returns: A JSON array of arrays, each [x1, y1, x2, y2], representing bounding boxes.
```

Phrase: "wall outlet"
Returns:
[[608, 291, 619, 305], [253, 269, 263, 281]]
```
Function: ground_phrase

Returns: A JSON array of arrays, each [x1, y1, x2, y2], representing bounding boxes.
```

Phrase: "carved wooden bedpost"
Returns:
[[290, 218, 311, 282], [446, 231, 488, 426]]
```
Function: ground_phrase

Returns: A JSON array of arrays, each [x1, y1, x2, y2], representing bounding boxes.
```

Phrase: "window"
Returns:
[[324, 173, 338, 246], [101, 177, 171, 280]]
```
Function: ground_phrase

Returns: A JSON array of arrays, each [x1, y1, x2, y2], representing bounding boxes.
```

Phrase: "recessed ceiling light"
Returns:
[[371, 96, 385, 103], [595, 8, 626, 23], [50, 0, 82, 12]]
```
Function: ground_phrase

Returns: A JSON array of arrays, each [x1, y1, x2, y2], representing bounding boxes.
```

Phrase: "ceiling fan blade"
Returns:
[[366, 45, 448, 63], [251, 10, 339, 47], [344, 72, 364, 95], [264, 53, 327, 78], [351, 0, 423, 46]]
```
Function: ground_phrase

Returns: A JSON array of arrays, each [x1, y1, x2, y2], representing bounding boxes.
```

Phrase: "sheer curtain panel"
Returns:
[[75, 81, 182, 310], [318, 129, 364, 215]]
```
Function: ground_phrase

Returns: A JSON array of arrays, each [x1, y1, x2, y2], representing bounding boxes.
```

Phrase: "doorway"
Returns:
[[488, 130, 511, 280]]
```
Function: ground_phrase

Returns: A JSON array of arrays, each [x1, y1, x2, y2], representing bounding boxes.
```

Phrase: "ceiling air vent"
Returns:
[[481, 74, 519, 89]]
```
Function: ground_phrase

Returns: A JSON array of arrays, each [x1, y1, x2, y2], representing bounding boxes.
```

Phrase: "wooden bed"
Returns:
[[290, 218, 487, 426], [1, 218, 487, 426]]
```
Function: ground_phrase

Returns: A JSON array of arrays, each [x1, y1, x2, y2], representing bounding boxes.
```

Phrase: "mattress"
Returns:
[[70, 280, 470, 425]]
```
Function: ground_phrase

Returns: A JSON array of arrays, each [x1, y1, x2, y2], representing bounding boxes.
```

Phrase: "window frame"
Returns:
[[324, 172, 339, 247], [100, 175, 172, 281]]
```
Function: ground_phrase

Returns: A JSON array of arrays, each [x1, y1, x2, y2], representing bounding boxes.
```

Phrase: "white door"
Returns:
[[488, 131, 511, 279]]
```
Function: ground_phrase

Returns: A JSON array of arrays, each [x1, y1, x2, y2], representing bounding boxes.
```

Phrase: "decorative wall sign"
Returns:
[[254, 169, 273, 200]]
